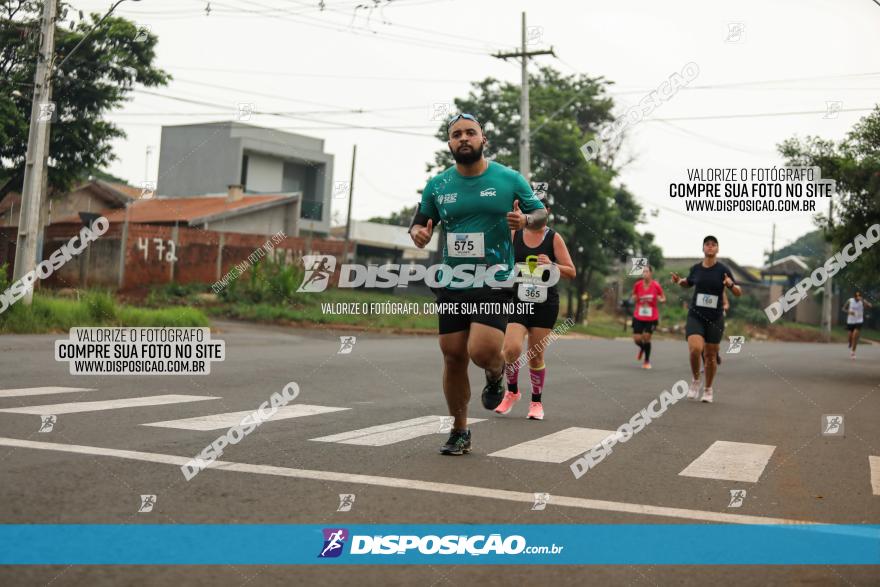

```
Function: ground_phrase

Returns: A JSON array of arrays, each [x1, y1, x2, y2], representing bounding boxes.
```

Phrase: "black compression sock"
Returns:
[[644, 342, 651, 362]]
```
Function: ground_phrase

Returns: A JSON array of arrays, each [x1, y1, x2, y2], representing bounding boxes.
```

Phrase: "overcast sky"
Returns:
[[73, 0, 880, 267]]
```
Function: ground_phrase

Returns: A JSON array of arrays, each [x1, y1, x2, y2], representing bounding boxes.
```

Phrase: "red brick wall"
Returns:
[[0, 224, 346, 292]]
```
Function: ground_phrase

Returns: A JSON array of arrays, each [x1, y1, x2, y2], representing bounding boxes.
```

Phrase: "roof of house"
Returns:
[[663, 257, 763, 283], [0, 180, 138, 215], [762, 254, 810, 275], [52, 193, 298, 226], [95, 181, 142, 203]]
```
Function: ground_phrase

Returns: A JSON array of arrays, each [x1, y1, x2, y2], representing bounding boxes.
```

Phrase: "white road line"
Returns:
[[144, 405, 350, 431], [0, 437, 820, 526], [489, 427, 619, 463], [679, 440, 776, 483], [311, 416, 486, 446], [0, 395, 219, 416], [870, 456, 880, 496], [0, 387, 95, 398]]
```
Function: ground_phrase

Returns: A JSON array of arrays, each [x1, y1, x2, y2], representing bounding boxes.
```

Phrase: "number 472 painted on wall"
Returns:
[[137, 237, 178, 263]]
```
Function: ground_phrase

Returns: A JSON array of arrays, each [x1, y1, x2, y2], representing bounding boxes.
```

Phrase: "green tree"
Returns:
[[428, 66, 662, 321], [779, 106, 880, 284], [0, 1, 170, 199]]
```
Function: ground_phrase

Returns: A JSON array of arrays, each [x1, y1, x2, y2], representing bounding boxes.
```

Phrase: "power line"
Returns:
[[208, 0, 489, 55], [110, 109, 429, 117], [103, 120, 437, 131], [292, 0, 514, 49], [645, 107, 874, 122], [163, 64, 471, 84], [134, 89, 437, 136], [652, 120, 776, 156]]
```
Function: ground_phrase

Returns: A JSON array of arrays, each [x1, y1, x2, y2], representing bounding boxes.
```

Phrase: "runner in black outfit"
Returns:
[[670, 236, 742, 403], [498, 203, 575, 420]]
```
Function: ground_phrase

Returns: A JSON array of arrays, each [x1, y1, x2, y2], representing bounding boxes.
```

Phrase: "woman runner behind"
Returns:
[[497, 204, 575, 420]]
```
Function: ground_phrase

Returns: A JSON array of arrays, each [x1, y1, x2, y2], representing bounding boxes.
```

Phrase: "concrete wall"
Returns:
[[203, 202, 300, 237], [246, 153, 284, 192], [156, 124, 242, 197], [765, 283, 840, 326]]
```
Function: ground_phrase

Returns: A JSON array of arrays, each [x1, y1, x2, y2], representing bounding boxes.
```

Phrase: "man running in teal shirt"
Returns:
[[410, 113, 547, 455]]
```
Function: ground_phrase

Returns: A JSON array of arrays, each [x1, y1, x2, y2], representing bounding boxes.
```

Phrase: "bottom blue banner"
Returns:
[[0, 524, 878, 565]]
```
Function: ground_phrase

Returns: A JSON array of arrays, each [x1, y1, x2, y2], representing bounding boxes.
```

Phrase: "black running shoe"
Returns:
[[481, 371, 505, 410], [439, 429, 472, 455]]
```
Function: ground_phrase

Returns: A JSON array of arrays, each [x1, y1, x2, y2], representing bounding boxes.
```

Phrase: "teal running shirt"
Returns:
[[418, 161, 545, 289]]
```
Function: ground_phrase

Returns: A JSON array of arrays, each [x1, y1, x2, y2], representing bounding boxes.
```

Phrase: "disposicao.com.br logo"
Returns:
[[317, 528, 563, 558], [297, 255, 560, 292]]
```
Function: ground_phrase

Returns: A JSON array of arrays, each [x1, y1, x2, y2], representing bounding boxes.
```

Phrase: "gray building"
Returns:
[[156, 122, 334, 235]]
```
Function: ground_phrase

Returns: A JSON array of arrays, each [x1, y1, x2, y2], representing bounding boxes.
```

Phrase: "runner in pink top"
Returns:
[[631, 265, 666, 369]]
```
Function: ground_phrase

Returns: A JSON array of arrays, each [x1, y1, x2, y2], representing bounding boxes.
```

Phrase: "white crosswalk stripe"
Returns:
[[679, 440, 776, 483], [311, 416, 486, 446], [0, 387, 95, 398], [144, 404, 349, 430], [489, 427, 620, 463], [0, 395, 219, 416], [3, 388, 875, 496]]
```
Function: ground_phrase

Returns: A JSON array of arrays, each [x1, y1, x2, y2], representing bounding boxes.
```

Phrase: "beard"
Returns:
[[450, 142, 483, 164]]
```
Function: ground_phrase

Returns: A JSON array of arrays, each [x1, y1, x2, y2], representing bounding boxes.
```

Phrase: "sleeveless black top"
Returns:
[[513, 227, 559, 305]]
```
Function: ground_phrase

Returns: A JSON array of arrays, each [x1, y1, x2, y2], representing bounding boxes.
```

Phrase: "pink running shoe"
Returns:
[[527, 401, 544, 420], [495, 391, 521, 415]]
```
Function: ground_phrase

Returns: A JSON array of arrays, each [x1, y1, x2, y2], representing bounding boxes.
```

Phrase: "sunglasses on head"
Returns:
[[446, 113, 482, 131]]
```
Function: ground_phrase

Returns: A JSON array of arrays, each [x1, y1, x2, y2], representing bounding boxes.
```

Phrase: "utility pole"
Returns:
[[492, 12, 554, 181], [14, 0, 58, 307], [821, 198, 833, 342], [769, 223, 776, 267], [343, 144, 357, 262]]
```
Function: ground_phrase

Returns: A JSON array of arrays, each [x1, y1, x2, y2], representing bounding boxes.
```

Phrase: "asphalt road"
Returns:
[[0, 319, 878, 586]]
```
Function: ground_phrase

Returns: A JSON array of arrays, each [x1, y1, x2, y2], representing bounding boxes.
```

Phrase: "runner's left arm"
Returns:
[[721, 265, 742, 297], [550, 232, 576, 279]]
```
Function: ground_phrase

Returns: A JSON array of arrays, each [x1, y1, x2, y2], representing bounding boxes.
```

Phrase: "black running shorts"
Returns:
[[685, 313, 724, 344], [509, 303, 559, 329], [632, 318, 658, 334], [434, 287, 513, 335], [847, 322, 863, 331]]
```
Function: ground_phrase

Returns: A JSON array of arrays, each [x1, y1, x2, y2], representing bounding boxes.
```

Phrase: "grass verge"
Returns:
[[0, 290, 209, 334]]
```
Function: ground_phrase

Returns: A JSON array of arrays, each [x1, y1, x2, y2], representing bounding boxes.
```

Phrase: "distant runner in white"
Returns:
[[843, 291, 872, 359]]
